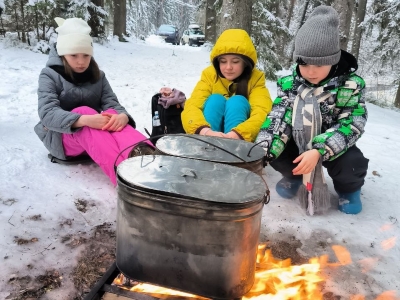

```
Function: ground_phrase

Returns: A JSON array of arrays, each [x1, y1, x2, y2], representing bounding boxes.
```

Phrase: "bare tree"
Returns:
[[351, 0, 367, 59], [219, 0, 252, 35], [113, 0, 126, 41]]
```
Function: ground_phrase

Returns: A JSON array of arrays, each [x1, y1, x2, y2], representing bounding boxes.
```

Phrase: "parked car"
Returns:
[[181, 24, 205, 46], [156, 24, 179, 45]]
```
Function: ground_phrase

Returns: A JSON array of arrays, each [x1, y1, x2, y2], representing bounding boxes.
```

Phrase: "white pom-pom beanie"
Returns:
[[55, 17, 93, 56]]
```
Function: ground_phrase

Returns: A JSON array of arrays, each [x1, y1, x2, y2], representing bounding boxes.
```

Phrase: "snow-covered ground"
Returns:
[[0, 35, 399, 299]]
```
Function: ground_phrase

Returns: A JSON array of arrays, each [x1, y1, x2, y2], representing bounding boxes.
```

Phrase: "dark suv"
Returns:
[[156, 24, 179, 45]]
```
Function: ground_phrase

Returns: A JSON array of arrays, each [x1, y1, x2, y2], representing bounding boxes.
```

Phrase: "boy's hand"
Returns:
[[292, 149, 321, 175], [101, 113, 129, 131]]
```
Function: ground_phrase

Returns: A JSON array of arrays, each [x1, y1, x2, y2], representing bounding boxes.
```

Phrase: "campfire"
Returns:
[[107, 242, 397, 300], [111, 243, 325, 299]]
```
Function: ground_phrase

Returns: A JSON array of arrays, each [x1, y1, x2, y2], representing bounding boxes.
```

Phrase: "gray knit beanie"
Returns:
[[293, 5, 340, 65]]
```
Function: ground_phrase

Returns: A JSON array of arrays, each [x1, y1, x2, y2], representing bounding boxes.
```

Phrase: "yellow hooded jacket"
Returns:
[[181, 29, 272, 142]]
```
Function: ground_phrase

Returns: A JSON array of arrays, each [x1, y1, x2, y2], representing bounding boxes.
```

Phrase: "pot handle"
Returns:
[[261, 168, 270, 205]]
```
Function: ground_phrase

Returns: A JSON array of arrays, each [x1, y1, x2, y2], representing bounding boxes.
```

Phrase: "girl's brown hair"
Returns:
[[61, 56, 101, 83], [213, 54, 254, 99]]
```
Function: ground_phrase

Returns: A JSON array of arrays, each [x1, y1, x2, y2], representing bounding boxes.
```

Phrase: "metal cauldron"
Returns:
[[155, 134, 266, 176], [116, 155, 267, 299]]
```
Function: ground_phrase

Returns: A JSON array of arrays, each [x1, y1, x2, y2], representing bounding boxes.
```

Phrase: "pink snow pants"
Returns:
[[62, 106, 152, 186]]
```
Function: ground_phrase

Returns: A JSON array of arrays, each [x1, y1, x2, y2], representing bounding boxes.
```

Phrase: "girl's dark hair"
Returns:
[[61, 56, 101, 83], [213, 54, 254, 99]]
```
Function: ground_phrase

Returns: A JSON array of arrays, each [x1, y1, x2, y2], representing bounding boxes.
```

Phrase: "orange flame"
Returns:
[[375, 291, 397, 300], [381, 237, 396, 250], [330, 245, 352, 266], [131, 283, 208, 299], [243, 245, 324, 300], [379, 224, 393, 232], [358, 257, 379, 273], [111, 244, 396, 300], [350, 295, 365, 300]]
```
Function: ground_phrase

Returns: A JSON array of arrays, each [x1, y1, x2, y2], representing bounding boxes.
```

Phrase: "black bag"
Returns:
[[149, 93, 185, 143]]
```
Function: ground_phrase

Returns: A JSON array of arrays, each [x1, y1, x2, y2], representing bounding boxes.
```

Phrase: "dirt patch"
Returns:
[[3, 198, 17, 206], [6, 270, 62, 300], [6, 222, 115, 300], [72, 222, 116, 299], [61, 234, 87, 248], [13, 237, 39, 245], [268, 238, 308, 265], [27, 214, 42, 221], [74, 198, 96, 213], [60, 218, 74, 227]]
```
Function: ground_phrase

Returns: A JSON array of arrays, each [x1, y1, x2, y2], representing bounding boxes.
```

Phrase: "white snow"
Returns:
[[0, 36, 399, 299]]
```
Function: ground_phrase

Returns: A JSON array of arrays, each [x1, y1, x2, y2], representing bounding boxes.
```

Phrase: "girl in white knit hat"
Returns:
[[34, 17, 154, 186], [255, 6, 369, 215]]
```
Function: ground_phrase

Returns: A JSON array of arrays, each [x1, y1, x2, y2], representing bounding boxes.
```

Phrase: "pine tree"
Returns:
[[252, 0, 289, 80]]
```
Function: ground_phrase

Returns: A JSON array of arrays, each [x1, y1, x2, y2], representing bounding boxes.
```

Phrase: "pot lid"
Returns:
[[117, 155, 266, 204], [156, 135, 265, 163]]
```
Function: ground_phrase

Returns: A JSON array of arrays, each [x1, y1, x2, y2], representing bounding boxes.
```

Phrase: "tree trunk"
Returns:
[[20, 0, 26, 43], [34, 6, 39, 41], [14, 6, 20, 40], [351, 0, 367, 60], [204, 0, 216, 43], [289, 0, 310, 61], [285, 0, 296, 28], [89, 0, 105, 38], [394, 81, 400, 108], [113, 0, 127, 41], [219, 0, 252, 36], [333, 0, 354, 51], [298, 0, 310, 27], [156, 0, 163, 28], [42, 0, 47, 40]]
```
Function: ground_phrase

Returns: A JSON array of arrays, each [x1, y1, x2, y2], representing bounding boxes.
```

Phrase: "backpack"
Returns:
[[149, 93, 185, 143]]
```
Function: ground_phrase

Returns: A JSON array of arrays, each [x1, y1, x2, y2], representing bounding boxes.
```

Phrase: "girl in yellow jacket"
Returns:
[[181, 29, 272, 142]]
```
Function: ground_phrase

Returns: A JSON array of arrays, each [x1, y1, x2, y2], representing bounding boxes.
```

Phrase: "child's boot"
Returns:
[[276, 177, 303, 199], [337, 189, 362, 214]]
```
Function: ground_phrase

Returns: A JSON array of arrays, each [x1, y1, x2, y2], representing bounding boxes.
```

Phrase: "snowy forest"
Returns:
[[0, 0, 399, 108]]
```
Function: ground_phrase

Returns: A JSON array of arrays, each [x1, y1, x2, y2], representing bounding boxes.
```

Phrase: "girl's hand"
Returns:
[[200, 127, 225, 138], [73, 114, 111, 129], [292, 149, 321, 175], [223, 131, 240, 139], [101, 113, 129, 131]]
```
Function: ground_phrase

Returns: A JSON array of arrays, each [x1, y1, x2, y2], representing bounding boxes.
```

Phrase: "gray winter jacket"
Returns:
[[34, 44, 135, 160]]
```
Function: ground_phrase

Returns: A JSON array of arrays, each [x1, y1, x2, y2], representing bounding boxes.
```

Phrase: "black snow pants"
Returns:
[[269, 138, 369, 193]]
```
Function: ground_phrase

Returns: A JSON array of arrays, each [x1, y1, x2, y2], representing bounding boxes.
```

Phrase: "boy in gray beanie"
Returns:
[[255, 5, 369, 215]]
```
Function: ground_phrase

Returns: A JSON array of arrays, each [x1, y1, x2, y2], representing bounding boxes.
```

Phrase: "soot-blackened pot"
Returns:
[[116, 155, 267, 299]]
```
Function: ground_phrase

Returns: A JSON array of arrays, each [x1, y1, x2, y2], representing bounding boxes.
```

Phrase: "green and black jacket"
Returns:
[[255, 52, 367, 162]]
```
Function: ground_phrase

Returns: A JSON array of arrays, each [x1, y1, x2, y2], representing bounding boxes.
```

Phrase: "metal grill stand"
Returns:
[[84, 261, 161, 300]]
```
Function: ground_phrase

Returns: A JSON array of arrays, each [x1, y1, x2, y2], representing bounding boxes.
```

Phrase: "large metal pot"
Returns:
[[116, 155, 267, 299], [155, 135, 266, 176]]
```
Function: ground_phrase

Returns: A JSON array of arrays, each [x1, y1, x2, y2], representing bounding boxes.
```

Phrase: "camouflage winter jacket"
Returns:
[[255, 65, 367, 162]]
